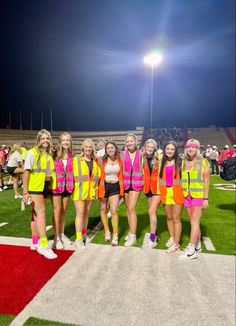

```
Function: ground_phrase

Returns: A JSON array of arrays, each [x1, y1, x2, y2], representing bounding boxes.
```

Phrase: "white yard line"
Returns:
[[87, 221, 103, 242], [46, 225, 53, 231], [202, 237, 216, 251], [0, 222, 8, 228]]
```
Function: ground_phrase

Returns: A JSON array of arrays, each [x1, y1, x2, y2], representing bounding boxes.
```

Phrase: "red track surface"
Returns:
[[0, 245, 73, 315]]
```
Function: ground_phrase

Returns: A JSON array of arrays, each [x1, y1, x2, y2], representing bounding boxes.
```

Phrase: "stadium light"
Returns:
[[143, 51, 163, 129]]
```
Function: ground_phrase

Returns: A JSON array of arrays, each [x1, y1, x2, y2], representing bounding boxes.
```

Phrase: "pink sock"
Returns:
[[82, 228, 87, 235], [32, 235, 39, 245]]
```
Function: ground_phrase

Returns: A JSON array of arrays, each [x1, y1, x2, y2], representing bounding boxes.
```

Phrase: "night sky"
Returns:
[[1, 0, 235, 131]]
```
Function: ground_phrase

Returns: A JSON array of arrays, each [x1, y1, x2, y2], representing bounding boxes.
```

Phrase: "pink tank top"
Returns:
[[166, 165, 174, 187]]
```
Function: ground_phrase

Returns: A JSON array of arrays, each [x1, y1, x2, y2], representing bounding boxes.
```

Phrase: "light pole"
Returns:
[[143, 52, 163, 129]]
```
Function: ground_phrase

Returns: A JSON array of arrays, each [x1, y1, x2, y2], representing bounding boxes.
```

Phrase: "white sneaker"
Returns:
[[147, 239, 157, 249], [75, 239, 86, 249], [165, 237, 174, 248], [37, 246, 57, 259], [195, 241, 202, 252], [3, 185, 7, 190], [0, 188, 3, 192], [60, 233, 72, 245], [105, 231, 111, 242], [111, 235, 118, 246], [124, 234, 136, 247], [179, 245, 197, 260], [14, 194, 23, 199], [166, 243, 180, 253], [125, 231, 131, 241], [30, 242, 38, 250], [52, 236, 64, 250]]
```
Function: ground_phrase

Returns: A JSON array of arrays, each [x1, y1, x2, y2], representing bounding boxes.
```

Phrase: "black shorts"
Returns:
[[7, 166, 18, 176], [145, 191, 160, 198], [124, 186, 139, 193], [29, 181, 50, 199], [105, 182, 120, 198], [49, 189, 71, 197]]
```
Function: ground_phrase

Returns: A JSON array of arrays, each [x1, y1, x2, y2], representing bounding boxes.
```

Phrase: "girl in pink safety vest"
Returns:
[[121, 133, 144, 247], [49, 132, 74, 250]]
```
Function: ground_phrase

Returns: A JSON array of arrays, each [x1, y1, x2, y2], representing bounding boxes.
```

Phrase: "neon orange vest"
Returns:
[[143, 162, 160, 195], [98, 158, 124, 198], [159, 166, 184, 204]]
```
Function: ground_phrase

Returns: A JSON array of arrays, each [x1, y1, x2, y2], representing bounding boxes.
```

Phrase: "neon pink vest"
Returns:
[[51, 155, 74, 194], [121, 150, 144, 191]]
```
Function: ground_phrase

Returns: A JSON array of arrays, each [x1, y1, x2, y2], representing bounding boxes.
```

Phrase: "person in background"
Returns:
[[121, 133, 144, 247], [49, 132, 74, 250], [96, 138, 106, 158], [218, 145, 230, 166], [142, 139, 161, 249], [209, 146, 219, 175], [229, 144, 236, 158], [23, 129, 57, 259], [72, 139, 101, 249], [0, 147, 8, 191], [6, 144, 24, 198], [181, 139, 210, 260], [159, 141, 184, 253], [205, 144, 212, 164], [98, 141, 123, 246]]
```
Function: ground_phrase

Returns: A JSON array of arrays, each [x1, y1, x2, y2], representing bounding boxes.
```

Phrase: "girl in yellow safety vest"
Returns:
[[180, 139, 210, 260], [23, 129, 57, 259], [72, 139, 101, 249]]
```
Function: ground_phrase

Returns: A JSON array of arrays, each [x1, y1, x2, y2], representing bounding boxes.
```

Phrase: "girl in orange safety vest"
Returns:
[[159, 141, 184, 254], [72, 139, 101, 249], [142, 139, 161, 249], [98, 141, 124, 246]]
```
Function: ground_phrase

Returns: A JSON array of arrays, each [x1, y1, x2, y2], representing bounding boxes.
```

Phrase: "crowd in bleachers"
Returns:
[[143, 127, 187, 148]]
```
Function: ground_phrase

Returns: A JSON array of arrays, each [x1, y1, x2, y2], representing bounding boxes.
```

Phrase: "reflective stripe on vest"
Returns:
[[182, 160, 205, 198]]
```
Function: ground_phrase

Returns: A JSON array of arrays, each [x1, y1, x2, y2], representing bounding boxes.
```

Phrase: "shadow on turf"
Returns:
[[217, 203, 235, 212]]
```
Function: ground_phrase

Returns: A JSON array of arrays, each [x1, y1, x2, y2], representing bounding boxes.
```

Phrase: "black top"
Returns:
[[147, 157, 153, 174], [85, 159, 93, 177]]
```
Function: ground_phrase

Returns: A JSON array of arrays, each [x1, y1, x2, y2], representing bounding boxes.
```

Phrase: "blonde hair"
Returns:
[[183, 139, 202, 170], [12, 144, 21, 152], [125, 133, 138, 147], [81, 138, 96, 160], [143, 139, 159, 169], [55, 132, 73, 161], [97, 138, 106, 146], [35, 129, 53, 155]]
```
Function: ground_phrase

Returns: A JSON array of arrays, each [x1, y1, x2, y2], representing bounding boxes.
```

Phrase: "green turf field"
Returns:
[[0, 176, 235, 255]]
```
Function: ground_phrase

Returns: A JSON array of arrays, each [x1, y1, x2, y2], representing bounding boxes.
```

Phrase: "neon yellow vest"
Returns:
[[28, 147, 56, 192], [181, 159, 207, 198], [20, 147, 27, 160], [72, 155, 101, 201]]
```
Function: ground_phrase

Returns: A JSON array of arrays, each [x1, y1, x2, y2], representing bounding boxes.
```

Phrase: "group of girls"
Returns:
[[22, 129, 210, 261]]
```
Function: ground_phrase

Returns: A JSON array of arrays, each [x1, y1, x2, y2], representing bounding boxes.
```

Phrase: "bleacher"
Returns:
[[0, 127, 235, 153], [0, 129, 144, 153], [186, 127, 236, 149]]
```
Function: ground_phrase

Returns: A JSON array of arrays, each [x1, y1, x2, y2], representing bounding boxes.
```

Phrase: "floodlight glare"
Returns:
[[143, 52, 163, 67]]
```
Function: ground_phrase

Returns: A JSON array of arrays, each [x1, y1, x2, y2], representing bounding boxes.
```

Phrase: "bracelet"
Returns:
[[23, 191, 29, 195], [203, 198, 208, 200]]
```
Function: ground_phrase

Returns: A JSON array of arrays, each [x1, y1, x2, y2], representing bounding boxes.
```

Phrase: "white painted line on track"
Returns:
[[203, 237, 216, 251], [46, 225, 53, 231], [0, 222, 8, 228], [87, 221, 103, 243]]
